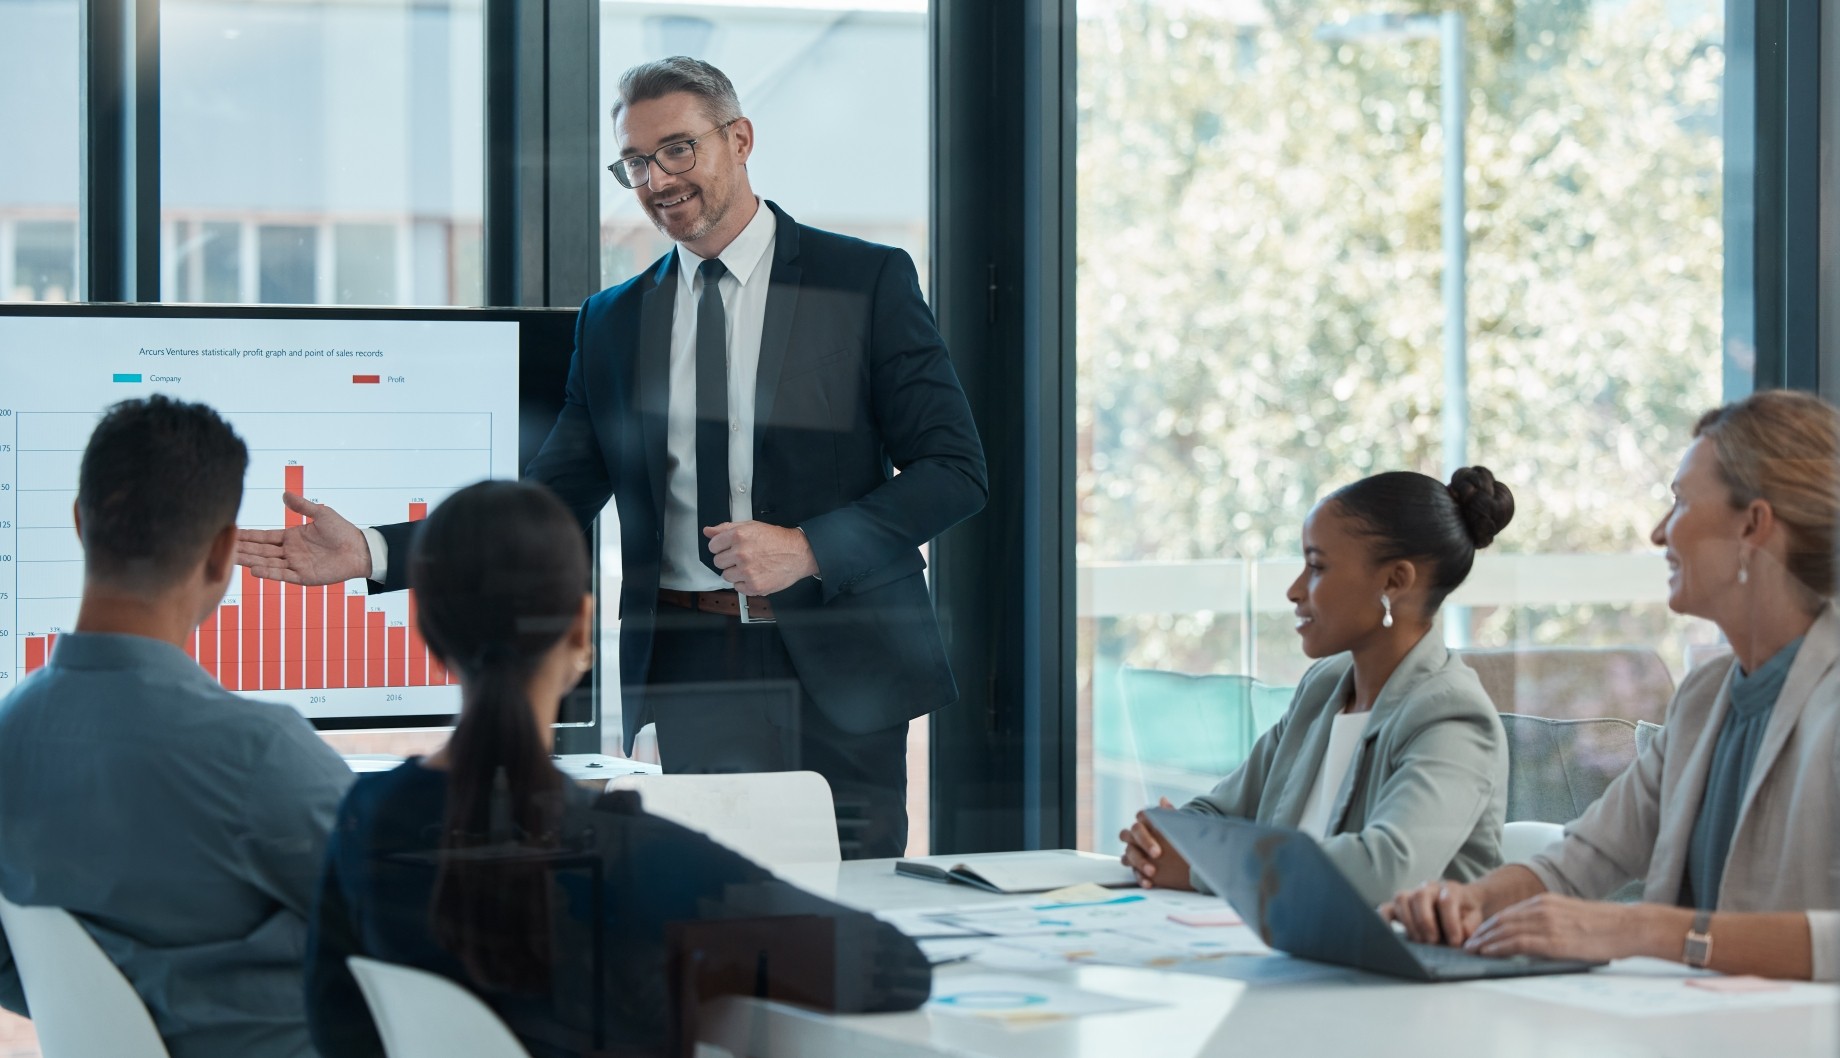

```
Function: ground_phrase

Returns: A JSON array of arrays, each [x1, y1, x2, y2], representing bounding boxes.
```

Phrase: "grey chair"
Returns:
[[1499, 713, 1643, 824], [1457, 646, 1675, 726]]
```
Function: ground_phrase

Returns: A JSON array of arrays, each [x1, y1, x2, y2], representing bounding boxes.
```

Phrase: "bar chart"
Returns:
[[0, 314, 521, 723]]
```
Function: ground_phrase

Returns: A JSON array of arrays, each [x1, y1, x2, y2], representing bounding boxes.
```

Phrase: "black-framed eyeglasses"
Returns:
[[606, 118, 742, 189]]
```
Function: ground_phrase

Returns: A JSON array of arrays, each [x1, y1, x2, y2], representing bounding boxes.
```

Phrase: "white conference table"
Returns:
[[690, 857, 1840, 1058]]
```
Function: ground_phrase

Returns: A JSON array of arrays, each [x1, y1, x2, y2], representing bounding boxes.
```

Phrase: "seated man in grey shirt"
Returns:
[[0, 396, 353, 1058]]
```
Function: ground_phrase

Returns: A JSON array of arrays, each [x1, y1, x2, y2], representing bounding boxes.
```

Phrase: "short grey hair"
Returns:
[[609, 56, 743, 128]]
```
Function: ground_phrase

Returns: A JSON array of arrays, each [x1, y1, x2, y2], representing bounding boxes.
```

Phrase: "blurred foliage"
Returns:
[[1075, 0, 1723, 566]]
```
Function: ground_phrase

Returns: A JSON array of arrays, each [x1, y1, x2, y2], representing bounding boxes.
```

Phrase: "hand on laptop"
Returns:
[[1119, 798, 1195, 890], [1382, 880, 1486, 946], [1463, 893, 1670, 963]]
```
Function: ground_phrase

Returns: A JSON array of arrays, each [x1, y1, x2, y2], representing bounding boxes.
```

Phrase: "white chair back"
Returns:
[[1501, 820, 1567, 865], [0, 893, 171, 1058], [347, 956, 533, 1058], [606, 770, 841, 866]]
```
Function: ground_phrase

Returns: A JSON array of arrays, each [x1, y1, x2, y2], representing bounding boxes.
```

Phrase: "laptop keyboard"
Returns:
[[1403, 940, 1537, 977]]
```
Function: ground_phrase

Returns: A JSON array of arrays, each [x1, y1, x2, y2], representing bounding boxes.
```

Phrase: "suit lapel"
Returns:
[[1325, 632, 1446, 830], [638, 252, 677, 516], [753, 201, 803, 444], [1270, 664, 1353, 827], [1650, 662, 1738, 895]]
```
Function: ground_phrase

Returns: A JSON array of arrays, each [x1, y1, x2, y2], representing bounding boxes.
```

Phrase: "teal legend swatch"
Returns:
[[112, 373, 142, 383]]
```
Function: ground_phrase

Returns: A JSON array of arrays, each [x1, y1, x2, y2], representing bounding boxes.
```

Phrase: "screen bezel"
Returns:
[[0, 301, 595, 732]]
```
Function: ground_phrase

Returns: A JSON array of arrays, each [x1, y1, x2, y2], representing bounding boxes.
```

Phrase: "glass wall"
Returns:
[[161, 0, 485, 306], [0, 0, 80, 302], [1076, 0, 1727, 850], [595, 0, 934, 851]]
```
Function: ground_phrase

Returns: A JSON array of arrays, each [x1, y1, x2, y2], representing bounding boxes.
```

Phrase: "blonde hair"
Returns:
[[1693, 389, 1840, 599]]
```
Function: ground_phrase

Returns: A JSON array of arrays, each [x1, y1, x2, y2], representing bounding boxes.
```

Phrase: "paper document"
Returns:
[[1471, 958, 1837, 1017], [895, 850, 1136, 893], [927, 973, 1160, 1022]]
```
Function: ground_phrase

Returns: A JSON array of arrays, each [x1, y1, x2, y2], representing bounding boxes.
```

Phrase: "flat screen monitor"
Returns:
[[0, 303, 591, 731]]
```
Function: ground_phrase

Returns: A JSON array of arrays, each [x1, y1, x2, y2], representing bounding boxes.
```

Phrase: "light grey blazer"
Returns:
[[1184, 630, 1509, 905], [1527, 604, 1840, 980]]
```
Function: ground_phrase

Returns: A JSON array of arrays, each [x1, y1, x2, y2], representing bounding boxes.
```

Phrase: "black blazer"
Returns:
[[376, 202, 987, 747]]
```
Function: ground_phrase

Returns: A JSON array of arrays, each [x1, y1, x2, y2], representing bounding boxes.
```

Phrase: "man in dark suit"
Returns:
[[236, 56, 986, 858]]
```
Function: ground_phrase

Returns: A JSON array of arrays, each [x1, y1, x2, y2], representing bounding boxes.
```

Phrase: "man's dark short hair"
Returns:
[[78, 396, 248, 591]]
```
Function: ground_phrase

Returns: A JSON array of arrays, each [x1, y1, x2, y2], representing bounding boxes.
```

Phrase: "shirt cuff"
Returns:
[[796, 525, 821, 581], [1807, 910, 1840, 982], [361, 526, 388, 583]]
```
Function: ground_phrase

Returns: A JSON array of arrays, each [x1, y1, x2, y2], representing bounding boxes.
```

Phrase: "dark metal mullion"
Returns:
[[82, 0, 158, 302], [1779, 0, 1820, 391], [1019, 0, 1076, 850], [81, 0, 124, 302], [929, 0, 1076, 853], [131, 0, 159, 300], [483, 0, 522, 307]]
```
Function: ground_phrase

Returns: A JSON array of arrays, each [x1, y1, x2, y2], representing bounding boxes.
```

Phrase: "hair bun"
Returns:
[[1446, 466, 1516, 549]]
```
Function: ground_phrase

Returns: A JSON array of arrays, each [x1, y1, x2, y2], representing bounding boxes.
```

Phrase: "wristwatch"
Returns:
[[1683, 909, 1714, 969]]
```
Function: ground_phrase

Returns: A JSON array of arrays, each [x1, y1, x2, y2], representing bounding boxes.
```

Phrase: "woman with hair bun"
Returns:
[[1388, 390, 1840, 980], [1120, 466, 1516, 905]]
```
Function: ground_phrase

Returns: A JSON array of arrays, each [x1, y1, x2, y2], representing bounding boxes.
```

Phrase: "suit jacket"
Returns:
[[376, 202, 987, 748], [1527, 604, 1840, 980], [1184, 631, 1509, 906]]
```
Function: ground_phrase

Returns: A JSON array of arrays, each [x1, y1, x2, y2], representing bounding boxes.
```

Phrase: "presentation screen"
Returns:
[[0, 305, 588, 731]]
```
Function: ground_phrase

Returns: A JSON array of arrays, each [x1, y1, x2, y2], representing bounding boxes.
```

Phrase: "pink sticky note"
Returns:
[[1685, 975, 1790, 994], [1169, 910, 1243, 927]]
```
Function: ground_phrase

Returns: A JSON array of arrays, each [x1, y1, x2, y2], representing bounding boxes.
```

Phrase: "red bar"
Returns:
[[407, 592, 428, 686], [366, 611, 386, 687], [242, 568, 261, 692], [261, 574, 281, 690], [182, 629, 197, 660], [352, 375, 381, 384], [285, 581, 304, 689], [304, 585, 325, 689], [326, 587, 345, 689], [387, 625, 407, 687], [409, 502, 428, 521], [199, 612, 219, 679], [285, 464, 305, 514], [220, 605, 241, 691], [347, 597, 367, 688], [45, 634, 57, 661], [24, 637, 44, 675]]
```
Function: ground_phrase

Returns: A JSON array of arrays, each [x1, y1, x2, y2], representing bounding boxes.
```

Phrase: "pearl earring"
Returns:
[[1381, 594, 1394, 628], [1738, 554, 1750, 586]]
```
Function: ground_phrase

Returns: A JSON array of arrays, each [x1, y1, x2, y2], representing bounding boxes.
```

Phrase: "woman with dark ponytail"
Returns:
[[305, 482, 930, 1057], [1120, 467, 1516, 905]]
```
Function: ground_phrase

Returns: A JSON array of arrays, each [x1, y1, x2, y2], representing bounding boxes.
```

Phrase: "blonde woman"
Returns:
[[1386, 390, 1840, 980]]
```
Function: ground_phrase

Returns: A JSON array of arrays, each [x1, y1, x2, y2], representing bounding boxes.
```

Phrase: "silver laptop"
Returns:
[[1146, 809, 1602, 982]]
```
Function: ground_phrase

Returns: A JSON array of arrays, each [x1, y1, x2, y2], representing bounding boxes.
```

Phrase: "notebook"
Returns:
[[894, 850, 1137, 893]]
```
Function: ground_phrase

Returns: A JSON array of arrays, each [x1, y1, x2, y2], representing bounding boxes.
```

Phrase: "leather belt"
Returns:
[[658, 588, 775, 621]]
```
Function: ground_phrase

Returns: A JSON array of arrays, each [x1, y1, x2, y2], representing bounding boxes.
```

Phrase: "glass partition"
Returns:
[[1076, 0, 1728, 851], [0, 0, 80, 302], [161, 0, 485, 306]]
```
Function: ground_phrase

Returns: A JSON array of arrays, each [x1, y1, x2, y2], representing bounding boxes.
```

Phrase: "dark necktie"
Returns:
[[695, 257, 730, 574]]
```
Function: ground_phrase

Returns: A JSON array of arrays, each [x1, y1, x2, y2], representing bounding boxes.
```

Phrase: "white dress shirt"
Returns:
[[363, 200, 778, 589], [659, 200, 776, 591], [1296, 710, 1371, 839]]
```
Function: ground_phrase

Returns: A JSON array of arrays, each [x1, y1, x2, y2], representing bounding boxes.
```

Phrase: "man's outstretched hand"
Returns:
[[235, 492, 372, 586]]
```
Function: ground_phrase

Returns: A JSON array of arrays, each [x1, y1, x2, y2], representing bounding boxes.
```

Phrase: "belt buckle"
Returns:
[[736, 593, 775, 624]]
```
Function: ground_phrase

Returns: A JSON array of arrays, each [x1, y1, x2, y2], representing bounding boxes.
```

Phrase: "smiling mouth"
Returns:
[[1294, 616, 1313, 629], [652, 191, 696, 210]]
